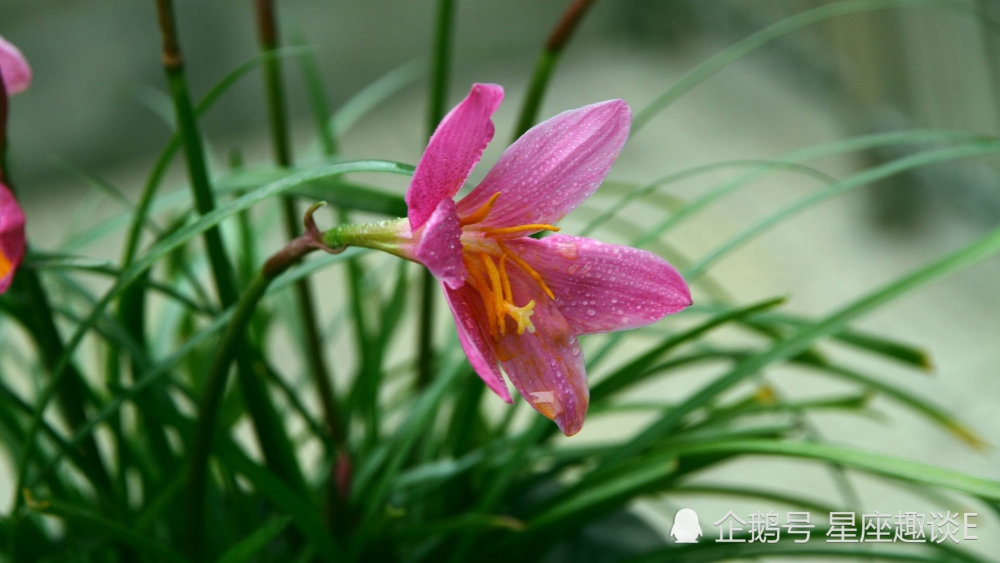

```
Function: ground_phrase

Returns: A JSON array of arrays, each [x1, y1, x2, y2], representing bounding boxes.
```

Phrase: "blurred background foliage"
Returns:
[[4, 0, 1000, 227], [1, 0, 999, 561]]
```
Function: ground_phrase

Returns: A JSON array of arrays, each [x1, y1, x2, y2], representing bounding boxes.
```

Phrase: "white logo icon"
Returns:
[[670, 508, 703, 543]]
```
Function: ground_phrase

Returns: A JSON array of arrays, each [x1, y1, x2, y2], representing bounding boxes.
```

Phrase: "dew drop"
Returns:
[[586, 308, 596, 317]]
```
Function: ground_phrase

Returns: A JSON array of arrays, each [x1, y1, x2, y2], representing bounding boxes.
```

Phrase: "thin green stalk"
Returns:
[[513, 0, 598, 139], [156, 0, 305, 501], [427, 0, 455, 138], [156, 0, 239, 306], [417, 0, 457, 388], [254, 0, 343, 443], [183, 273, 269, 560], [184, 226, 334, 559]]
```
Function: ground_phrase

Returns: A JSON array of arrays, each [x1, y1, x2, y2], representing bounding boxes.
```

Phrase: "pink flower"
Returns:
[[0, 33, 30, 293], [0, 182, 26, 293], [0, 35, 31, 94], [329, 83, 691, 435]]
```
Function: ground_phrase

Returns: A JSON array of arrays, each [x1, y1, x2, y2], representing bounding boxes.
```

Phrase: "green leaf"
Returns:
[[685, 141, 1000, 280], [675, 439, 1000, 501], [530, 451, 679, 527], [591, 297, 786, 402], [632, 0, 998, 133], [797, 359, 986, 448], [615, 221, 1000, 459], [215, 515, 293, 563], [30, 498, 187, 562], [582, 158, 835, 238]]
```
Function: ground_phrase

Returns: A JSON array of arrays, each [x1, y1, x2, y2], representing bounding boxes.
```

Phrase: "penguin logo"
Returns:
[[670, 508, 703, 543]]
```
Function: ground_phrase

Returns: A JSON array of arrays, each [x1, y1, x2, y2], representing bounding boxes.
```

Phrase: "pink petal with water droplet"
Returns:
[[0, 35, 31, 94], [495, 266, 588, 436], [443, 282, 512, 403], [407, 83, 503, 230], [415, 199, 466, 289], [456, 99, 630, 229], [506, 235, 691, 335]]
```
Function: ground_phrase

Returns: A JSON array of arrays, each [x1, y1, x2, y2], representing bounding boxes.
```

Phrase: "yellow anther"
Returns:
[[477, 223, 561, 238], [459, 192, 501, 226], [497, 240, 555, 300], [503, 300, 536, 335], [480, 252, 506, 336]]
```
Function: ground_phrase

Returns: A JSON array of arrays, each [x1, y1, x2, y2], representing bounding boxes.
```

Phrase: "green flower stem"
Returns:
[[156, 0, 306, 529], [185, 231, 331, 559], [183, 271, 268, 560], [254, 0, 344, 444], [512, 0, 598, 140], [427, 0, 455, 137], [156, 0, 239, 306], [322, 218, 410, 256], [254, 0, 292, 168], [418, 0, 457, 388]]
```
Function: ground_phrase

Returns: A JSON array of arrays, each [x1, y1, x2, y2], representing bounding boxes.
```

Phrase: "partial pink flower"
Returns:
[[353, 84, 691, 435], [0, 181, 26, 293], [0, 34, 30, 293], [0, 35, 31, 94]]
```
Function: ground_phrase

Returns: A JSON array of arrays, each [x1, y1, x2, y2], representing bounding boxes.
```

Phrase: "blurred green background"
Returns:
[[2, 0, 998, 557]]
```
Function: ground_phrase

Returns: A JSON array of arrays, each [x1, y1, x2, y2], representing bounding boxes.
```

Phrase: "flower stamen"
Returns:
[[476, 223, 560, 238], [497, 240, 555, 300], [459, 192, 501, 226], [466, 250, 540, 338], [480, 252, 506, 336], [464, 254, 497, 333], [498, 254, 513, 303]]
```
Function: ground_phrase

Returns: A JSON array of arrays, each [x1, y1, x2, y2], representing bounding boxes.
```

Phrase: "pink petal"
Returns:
[[415, 199, 466, 289], [456, 99, 630, 229], [0, 35, 31, 94], [0, 182, 26, 293], [443, 282, 512, 403], [496, 265, 589, 436], [505, 235, 691, 335], [407, 83, 504, 230]]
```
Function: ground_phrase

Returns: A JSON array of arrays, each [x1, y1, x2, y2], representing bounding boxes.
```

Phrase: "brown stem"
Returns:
[[155, 0, 183, 69], [546, 0, 598, 52]]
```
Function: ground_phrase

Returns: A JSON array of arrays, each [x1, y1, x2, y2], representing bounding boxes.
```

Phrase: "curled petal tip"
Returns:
[[559, 420, 583, 437], [406, 83, 504, 230]]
